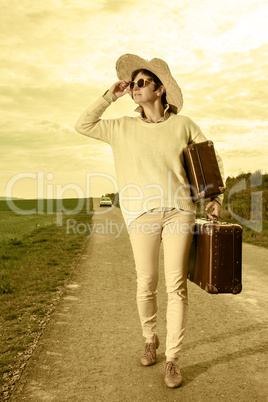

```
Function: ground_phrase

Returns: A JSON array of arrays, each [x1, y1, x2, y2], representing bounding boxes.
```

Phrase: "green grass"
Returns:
[[196, 171, 268, 248], [0, 198, 93, 399], [221, 172, 267, 247]]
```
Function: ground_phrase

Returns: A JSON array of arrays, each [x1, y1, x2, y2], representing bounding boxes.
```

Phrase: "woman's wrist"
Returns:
[[103, 90, 118, 103]]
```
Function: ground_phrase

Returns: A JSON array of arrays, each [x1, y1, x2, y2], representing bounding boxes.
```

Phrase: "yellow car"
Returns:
[[99, 197, 112, 207]]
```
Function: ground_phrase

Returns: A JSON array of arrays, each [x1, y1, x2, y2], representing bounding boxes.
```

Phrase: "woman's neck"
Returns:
[[142, 102, 165, 123]]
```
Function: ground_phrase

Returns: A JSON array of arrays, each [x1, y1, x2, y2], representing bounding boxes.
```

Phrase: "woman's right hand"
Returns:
[[110, 80, 131, 98]]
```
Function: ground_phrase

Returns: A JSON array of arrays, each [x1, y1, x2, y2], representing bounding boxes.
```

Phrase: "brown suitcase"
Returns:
[[188, 219, 243, 294], [183, 140, 225, 203]]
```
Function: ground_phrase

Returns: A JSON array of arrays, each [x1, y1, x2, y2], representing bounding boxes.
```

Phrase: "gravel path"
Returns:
[[10, 200, 268, 401]]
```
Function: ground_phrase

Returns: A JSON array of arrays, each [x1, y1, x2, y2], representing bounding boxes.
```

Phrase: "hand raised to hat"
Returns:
[[110, 80, 131, 98]]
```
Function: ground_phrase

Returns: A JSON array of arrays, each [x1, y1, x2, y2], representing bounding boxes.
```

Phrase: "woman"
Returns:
[[75, 54, 224, 388]]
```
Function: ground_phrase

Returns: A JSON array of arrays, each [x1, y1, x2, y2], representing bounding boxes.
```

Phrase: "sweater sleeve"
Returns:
[[74, 90, 118, 144], [187, 117, 225, 205]]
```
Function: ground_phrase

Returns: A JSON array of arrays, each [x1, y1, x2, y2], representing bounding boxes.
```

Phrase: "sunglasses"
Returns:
[[129, 79, 156, 90]]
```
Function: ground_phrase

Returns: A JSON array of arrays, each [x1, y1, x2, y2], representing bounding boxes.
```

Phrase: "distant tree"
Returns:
[[105, 192, 120, 208]]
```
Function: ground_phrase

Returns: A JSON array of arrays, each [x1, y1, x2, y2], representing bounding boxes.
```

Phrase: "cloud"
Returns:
[[179, 44, 268, 121], [1, 0, 268, 198], [99, 0, 136, 12], [1, 118, 114, 168]]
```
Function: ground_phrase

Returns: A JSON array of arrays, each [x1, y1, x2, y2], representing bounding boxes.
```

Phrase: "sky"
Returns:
[[1, 0, 267, 199]]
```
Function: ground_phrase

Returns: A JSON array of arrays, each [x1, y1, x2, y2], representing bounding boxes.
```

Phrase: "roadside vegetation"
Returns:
[[197, 171, 268, 248], [0, 198, 92, 400], [104, 192, 120, 208]]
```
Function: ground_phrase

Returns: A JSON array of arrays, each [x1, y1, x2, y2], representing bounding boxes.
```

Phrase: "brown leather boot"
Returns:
[[164, 361, 183, 388], [140, 335, 160, 366]]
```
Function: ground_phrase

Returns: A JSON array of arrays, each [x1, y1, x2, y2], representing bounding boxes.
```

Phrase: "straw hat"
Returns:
[[115, 53, 183, 114]]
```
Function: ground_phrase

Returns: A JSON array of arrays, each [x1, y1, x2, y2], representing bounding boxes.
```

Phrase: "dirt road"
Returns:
[[10, 199, 268, 401]]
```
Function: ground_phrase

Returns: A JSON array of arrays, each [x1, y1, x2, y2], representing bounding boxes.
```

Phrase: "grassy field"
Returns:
[[0, 198, 93, 400]]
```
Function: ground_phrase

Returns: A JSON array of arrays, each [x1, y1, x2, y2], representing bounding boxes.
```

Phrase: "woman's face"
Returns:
[[131, 72, 160, 106]]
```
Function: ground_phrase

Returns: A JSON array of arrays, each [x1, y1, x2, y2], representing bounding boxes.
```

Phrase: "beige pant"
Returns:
[[129, 209, 195, 359]]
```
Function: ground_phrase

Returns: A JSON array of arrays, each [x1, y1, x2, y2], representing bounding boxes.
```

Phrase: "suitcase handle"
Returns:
[[211, 213, 218, 220], [205, 214, 218, 221], [201, 216, 228, 225]]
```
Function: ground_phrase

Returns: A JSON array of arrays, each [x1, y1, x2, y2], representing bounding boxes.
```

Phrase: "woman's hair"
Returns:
[[131, 69, 167, 106]]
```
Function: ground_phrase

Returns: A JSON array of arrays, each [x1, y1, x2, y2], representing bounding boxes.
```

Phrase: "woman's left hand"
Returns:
[[205, 200, 220, 220]]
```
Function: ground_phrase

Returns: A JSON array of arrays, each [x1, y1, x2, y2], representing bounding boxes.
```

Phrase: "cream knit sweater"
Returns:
[[75, 91, 225, 227]]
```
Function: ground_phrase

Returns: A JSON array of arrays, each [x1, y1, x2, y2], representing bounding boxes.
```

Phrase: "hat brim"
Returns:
[[116, 54, 183, 114]]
